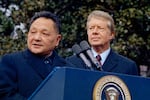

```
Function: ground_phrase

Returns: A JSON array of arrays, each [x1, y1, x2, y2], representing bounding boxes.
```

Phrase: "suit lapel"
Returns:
[[102, 50, 118, 71]]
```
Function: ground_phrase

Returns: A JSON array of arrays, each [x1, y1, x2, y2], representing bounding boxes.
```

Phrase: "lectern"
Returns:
[[28, 67, 150, 100]]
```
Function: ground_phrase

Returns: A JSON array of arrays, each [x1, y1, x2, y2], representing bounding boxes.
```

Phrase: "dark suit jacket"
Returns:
[[66, 49, 139, 76], [0, 49, 69, 100]]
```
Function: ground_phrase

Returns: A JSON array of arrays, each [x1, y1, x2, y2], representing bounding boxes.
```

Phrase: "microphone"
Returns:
[[72, 44, 93, 70], [80, 40, 102, 70]]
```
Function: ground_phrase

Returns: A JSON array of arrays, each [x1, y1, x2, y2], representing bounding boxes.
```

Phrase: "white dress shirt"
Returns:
[[91, 47, 111, 65]]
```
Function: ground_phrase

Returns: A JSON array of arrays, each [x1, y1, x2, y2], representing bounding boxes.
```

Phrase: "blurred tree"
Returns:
[[0, 0, 149, 68], [0, 11, 14, 36]]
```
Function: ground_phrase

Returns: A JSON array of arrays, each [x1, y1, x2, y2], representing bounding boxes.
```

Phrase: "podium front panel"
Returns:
[[28, 67, 150, 100]]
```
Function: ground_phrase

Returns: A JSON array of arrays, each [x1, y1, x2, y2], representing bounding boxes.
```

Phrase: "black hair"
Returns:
[[29, 11, 61, 34]]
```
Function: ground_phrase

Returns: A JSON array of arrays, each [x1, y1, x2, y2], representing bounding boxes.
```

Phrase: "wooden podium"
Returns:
[[28, 67, 150, 100]]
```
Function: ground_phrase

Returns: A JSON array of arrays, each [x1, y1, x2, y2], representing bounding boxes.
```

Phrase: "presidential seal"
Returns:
[[93, 75, 131, 100]]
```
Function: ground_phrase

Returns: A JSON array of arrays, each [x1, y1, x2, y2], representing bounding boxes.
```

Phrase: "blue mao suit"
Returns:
[[0, 49, 69, 100], [66, 49, 139, 76]]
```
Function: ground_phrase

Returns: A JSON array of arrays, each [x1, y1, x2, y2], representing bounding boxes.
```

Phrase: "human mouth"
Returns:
[[32, 43, 42, 48], [91, 37, 100, 41]]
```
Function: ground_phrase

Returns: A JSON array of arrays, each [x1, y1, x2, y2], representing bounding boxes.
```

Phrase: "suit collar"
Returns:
[[102, 49, 118, 71], [22, 49, 66, 79]]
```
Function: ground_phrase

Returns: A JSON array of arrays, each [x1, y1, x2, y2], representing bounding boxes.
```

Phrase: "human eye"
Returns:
[[43, 32, 50, 36], [29, 30, 36, 34], [98, 27, 105, 32], [88, 26, 94, 30]]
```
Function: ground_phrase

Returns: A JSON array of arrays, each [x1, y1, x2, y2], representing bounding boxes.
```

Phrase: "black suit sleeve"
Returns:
[[0, 55, 27, 100]]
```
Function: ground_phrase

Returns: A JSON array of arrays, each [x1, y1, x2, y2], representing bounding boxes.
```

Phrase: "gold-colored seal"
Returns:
[[93, 75, 131, 100]]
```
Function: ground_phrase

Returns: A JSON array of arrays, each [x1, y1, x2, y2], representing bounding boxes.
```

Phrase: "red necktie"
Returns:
[[96, 55, 102, 70]]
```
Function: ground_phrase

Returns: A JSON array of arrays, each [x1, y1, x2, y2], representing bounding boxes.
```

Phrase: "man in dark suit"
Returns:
[[0, 11, 69, 100], [66, 10, 139, 76]]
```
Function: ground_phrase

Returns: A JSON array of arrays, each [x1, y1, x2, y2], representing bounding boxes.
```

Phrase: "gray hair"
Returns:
[[86, 10, 115, 33]]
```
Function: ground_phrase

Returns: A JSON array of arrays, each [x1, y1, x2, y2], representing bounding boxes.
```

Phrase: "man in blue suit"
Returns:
[[0, 11, 70, 99], [66, 10, 139, 76]]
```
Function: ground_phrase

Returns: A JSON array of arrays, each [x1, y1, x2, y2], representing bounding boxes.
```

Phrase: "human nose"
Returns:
[[34, 33, 42, 40], [92, 27, 99, 34]]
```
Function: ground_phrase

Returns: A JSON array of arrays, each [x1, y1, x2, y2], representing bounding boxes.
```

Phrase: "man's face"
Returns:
[[27, 17, 61, 56], [87, 17, 114, 48]]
